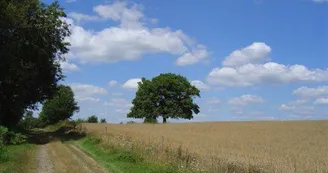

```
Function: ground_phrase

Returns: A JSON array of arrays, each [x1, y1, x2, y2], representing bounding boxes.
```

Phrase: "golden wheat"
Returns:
[[83, 120, 328, 173]]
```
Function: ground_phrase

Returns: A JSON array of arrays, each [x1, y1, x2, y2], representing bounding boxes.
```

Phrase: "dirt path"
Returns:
[[36, 140, 107, 173]]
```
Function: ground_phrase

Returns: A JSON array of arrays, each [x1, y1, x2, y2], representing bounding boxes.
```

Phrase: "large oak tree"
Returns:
[[0, 0, 70, 127], [128, 73, 200, 123]]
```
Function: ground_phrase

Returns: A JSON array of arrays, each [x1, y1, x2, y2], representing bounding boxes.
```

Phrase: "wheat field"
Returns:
[[83, 120, 328, 173]]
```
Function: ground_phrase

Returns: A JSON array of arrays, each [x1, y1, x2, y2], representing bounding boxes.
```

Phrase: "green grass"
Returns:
[[0, 144, 36, 173], [76, 136, 188, 173]]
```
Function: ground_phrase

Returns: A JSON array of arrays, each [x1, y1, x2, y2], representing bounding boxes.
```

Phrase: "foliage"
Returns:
[[0, 0, 71, 127], [0, 126, 26, 145], [128, 73, 200, 123], [18, 110, 42, 129], [39, 85, 79, 125], [6, 132, 27, 145], [0, 126, 8, 146], [87, 115, 98, 123], [144, 117, 158, 124], [100, 118, 106, 123]]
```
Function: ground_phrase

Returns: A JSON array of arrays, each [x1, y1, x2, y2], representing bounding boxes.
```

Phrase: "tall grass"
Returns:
[[84, 121, 328, 173]]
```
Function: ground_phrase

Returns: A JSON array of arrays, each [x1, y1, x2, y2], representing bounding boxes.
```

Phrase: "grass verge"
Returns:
[[0, 144, 36, 173], [76, 136, 192, 173]]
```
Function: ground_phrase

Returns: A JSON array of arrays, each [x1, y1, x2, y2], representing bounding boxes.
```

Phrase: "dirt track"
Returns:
[[36, 140, 107, 173]]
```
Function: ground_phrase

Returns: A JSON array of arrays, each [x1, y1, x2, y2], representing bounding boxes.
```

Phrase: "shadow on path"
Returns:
[[26, 126, 86, 145]]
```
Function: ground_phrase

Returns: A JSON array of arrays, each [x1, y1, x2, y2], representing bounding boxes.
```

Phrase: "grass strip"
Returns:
[[0, 144, 36, 173], [76, 136, 188, 173]]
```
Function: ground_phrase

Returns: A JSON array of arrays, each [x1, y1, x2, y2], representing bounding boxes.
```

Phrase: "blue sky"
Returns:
[[43, 0, 327, 123]]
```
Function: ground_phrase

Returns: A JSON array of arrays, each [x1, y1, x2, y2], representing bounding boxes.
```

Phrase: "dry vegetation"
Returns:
[[83, 120, 328, 173]]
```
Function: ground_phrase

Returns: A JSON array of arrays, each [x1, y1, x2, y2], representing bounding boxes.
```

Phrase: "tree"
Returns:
[[39, 85, 79, 125], [18, 110, 41, 129], [100, 118, 106, 123], [128, 73, 200, 123], [0, 0, 70, 127], [87, 115, 98, 123]]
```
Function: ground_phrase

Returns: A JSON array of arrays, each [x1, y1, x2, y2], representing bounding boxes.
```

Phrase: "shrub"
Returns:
[[0, 126, 8, 146], [100, 118, 106, 123], [6, 132, 27, 145], [87, 115, 98, 123]]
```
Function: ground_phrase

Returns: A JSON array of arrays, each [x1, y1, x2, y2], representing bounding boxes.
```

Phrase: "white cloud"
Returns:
[[190, 80, 210, 90], [68, 12, 101, 23], [60, 61, 79, 72], [314, 98, 328, 105], [66, 0, 76, 3], [65, 1, 208, 65], [313, 0, 328, 2], [176, 45, 208, 66], [69, 83, 107, 101], [280, 104, 315, 116], [122, 78, 141, 90], [207, 97, 221, 104], [77, 97, 100, 102], [104, 98, 133, 114], [108, 80, 118, 87], [207, 62, 328, 87], [228, 94, 264, 106], [222, 42, 271, 67], [293, 86, 328, 99]]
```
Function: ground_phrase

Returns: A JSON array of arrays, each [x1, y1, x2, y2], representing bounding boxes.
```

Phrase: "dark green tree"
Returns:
[[39, 85, 79, 125], [100, 118, 106, 123], [18, 110, 41, 129], [87, 115, 98, 123], [0, 0, 70, 127], [128, 73, 200, 123]]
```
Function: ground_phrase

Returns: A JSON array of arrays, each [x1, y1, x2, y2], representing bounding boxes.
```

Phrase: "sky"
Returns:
[[42, 0, 327, 123]]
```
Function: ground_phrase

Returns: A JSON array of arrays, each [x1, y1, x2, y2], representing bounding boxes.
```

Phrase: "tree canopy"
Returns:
[[0, 0, 70, 127], [128, 73, 200, 123], [39, 85, 79, 125], [87, 115, 98, 123]]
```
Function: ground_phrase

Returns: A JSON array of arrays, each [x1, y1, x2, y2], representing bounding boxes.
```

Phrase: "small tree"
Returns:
[[39, 85, 79, 125], [100, 118, 106, 123], [128, 73, 200, 123], [87, 115, 98, 123]]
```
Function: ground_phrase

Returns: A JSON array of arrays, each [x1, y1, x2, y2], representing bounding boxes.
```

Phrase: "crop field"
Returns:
[[83, 120, 328, 173]]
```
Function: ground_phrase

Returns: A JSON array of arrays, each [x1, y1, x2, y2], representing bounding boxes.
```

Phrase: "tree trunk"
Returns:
[[163, 117, 167, 123]]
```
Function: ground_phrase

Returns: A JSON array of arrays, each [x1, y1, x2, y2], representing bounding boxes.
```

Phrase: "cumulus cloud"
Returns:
[[293, 86, 328, 99], [207, 62, 328, 87], [228, 94, 264, 106], [60, 61, 79, 72], [68, 12, 101, 23], [313, 0, 328, 2], [207, 97, 221, 104], [65, 1, 208, 65], [314, 98, 328, 105], [176, 45, 208, 66], [222, 42, 271, 67], [190, 80, 210, 90], [104, 98, 133, 114], [122, 78, 141, 90], [69, 83, 107, 102], [108, 80, 118, 87], [280, 103, 315, 116]]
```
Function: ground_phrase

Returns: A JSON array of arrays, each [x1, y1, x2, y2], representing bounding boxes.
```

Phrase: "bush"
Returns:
[[6, 132, 27, 145], [0, 126, 8, 146], [0, 126, 27, 145], [87, 115, 98, 123], [100, 118, 106, 123]]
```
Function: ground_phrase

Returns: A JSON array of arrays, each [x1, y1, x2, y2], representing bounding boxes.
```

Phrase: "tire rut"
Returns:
[[36, 141, 107, 173]]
